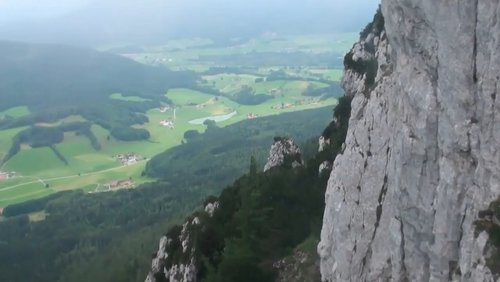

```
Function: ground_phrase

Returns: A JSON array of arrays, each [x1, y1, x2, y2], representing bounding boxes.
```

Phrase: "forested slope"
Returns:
[[0, 107, 333, 282], [145, 95, 352, 282], [0, 41, 198, 142]]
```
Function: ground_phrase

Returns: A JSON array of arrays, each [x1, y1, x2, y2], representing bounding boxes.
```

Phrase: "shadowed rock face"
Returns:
[[319, 1, 500, 281]]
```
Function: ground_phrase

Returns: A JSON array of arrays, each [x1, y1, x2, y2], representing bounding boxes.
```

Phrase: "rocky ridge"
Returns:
[[145, 201, 219, 282], [319, 2, 500, 281]]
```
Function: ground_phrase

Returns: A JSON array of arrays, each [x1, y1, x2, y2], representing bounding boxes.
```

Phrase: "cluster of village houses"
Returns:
[[159, 119, 175, 129], [0, 171, 15, 181], [113, 153, 143, 166], [247, 113, 258, 119]]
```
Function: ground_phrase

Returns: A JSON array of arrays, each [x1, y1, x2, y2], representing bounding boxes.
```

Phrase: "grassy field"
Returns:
[[35, 115, 87, 127], [109, 93, 152, 102], [0, 85, 338, 207], [0, 33, 356, 208], [166, 88, 220, 106], [0, 106, 31, 118], [202, 74, 261, 93], [121, 33, 356, 72]]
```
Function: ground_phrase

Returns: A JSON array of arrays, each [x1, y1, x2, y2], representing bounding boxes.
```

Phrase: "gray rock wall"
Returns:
[[319, 1, 500, 281]]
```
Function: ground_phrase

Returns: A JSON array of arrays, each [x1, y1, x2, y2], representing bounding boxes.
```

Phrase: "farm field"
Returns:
[[119, 32, 356, 72], [109, 93, 152, 102], [0, 87, 338, 207], [0, 33, 356, 208], [0, 106, 31, 118]]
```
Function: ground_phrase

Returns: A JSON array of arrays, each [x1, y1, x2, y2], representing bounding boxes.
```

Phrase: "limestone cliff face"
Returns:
[[319, 1, 500, 281]]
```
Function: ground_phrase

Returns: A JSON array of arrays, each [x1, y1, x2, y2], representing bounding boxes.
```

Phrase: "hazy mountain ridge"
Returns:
[[0, 40, 193, 111], [0, 40, 200, 145]]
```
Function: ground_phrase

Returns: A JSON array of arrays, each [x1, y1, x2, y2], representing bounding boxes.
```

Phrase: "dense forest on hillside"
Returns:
[[0, 107, 333, 282], [0, 41, 195, 111], [0, 41, 199, 142], [145, 107, 334, 182]]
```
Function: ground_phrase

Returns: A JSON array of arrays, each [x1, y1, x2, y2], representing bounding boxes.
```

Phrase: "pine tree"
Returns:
[[249, 156, 257, 178]]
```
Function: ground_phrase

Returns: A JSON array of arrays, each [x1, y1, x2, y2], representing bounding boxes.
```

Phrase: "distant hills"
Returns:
[[0, 40, 198, 141], [0, 40, 196, 112]]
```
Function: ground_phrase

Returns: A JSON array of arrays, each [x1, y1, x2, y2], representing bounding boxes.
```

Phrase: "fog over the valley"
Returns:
[[0, 0, 380, 46]]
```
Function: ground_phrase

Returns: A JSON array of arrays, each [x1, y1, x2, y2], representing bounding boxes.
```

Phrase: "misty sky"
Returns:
[[0, 0, 380, 46], [0, 0, 88, 23]]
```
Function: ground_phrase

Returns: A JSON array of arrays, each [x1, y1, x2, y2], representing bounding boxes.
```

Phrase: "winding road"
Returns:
[[0, 160, 147, 192]]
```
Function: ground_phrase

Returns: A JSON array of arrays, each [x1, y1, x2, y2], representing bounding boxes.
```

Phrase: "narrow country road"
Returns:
[[0, 160, 147, 192]]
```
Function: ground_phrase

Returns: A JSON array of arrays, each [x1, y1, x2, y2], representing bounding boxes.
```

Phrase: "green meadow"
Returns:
[[0, 33, 355, 208], [0, 106, 30, 118], [0, 85, 337, 207], [122, 32, 356, 72], [109, 93, 152, 102]]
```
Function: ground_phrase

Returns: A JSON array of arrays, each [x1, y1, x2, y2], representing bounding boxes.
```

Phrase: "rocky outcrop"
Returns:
[[204, 201, 219, 217], [320, 2, 500, 282], [319, 136, 331, 152], [145, 201, 219, 282], [319, 161, 333, 176], [263, 137, 303, 172]]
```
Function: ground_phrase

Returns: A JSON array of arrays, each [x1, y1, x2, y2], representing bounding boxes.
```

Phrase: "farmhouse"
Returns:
[[159, 106, 171, 113], [160, 119, 175, 129], [247, 113, 258, 120], [114, 153, 142, 165], [0, 171, 15, 181]]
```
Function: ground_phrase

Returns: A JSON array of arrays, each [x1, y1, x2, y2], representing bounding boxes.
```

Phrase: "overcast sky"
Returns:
[[0, 0, 88, 23], [0, 0, 380, 46]]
